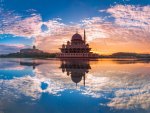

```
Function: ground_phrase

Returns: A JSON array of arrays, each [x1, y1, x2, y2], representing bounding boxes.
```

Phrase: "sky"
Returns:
[[0, 0, 150, 54]]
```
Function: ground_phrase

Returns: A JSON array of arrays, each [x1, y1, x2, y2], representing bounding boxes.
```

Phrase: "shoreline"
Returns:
[[0, 57, 150, 60]]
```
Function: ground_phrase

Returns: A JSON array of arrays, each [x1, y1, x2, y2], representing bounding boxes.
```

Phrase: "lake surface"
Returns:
[[0, 58, 150, 113]]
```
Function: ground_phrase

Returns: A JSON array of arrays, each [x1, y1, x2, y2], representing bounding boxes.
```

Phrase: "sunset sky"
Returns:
[[0, 0, 150, 55]]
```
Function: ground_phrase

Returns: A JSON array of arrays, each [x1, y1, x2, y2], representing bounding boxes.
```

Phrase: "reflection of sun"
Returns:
[[90, 50, 100, 54], [91, 50, 111, 55]]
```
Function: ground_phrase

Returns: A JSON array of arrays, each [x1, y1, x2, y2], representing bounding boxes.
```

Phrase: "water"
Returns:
[[0, 58, 150, 113]]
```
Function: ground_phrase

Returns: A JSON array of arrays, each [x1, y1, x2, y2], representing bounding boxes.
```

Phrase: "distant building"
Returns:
[[20, 46, 44, 54], [57, 30, 99, 58]]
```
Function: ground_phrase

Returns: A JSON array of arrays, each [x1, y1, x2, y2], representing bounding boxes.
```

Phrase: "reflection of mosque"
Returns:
[[60, 60, 91, 86]]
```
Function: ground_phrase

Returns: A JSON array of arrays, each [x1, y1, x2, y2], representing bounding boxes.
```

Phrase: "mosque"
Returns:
[[56, 30, 99, 58]]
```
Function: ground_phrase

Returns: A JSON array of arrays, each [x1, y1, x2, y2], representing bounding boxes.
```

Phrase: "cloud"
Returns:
[[0, 5, 150, 54], [0, 8, 42, 38], [107, 5, 150, 32], [34, 5, 150, 54], [0, 44, 25, 54]]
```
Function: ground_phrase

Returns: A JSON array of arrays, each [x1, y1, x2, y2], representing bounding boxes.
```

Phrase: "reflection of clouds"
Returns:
[[0, 59, 19, 69], [81, 75, 111, 98], [0, 66, 25, 70], [109, 86, 150, 109], [101, 72, 149, 110], [0, 76, 41, 100], [86, 73, 150, 110], [0, 59, 150, 111], [90, 63, 150, 110]]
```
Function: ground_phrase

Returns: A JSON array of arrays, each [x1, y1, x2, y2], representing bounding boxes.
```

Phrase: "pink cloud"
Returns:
[[0, 44, 26, 54], [107, 5, 150, 32], [0, 8, 42, 38]]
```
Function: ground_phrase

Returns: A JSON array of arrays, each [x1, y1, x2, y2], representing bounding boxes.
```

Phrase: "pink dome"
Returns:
[[71, 33, 82, 41]]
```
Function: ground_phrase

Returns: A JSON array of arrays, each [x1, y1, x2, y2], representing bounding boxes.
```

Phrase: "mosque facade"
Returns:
[[56, 30, 99, 58]]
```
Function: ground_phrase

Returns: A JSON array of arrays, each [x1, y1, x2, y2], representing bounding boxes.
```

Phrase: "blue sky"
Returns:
[[0, 0, 150, 54], [2, 0, 150, 22]]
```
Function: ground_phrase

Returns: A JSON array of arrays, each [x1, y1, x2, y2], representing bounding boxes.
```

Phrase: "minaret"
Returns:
[[84, 29, 86, 44], [83, 75, 85, 86], [76, 29, 78, 34]]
